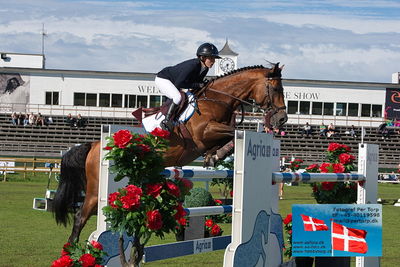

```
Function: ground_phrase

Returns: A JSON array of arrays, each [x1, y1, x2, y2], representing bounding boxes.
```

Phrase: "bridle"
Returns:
[[264, 76, 286, 113]]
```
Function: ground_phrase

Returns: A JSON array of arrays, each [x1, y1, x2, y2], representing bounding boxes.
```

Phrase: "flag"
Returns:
[[300, 214, 328, 231], [332, 222, 368, 254]]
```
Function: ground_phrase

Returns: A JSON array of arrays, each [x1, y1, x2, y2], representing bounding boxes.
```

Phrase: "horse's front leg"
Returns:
[[201, 121, 235, 166]]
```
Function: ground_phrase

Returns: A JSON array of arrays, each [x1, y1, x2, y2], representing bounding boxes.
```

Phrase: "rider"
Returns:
[[155, 42, 221, 131]]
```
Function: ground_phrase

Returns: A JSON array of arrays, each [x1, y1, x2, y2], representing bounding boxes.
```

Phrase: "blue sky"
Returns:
[[1, 0, 399, 82]]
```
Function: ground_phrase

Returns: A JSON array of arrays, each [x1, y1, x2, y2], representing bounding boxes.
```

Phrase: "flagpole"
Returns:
[[331, 219, 334, 257]]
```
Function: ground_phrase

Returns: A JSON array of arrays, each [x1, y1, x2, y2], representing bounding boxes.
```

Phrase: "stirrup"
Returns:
[[161, 119, 173, 131]]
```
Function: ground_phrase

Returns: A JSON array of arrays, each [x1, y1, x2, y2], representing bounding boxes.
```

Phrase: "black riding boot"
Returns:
[[161, 103, 178, 131]]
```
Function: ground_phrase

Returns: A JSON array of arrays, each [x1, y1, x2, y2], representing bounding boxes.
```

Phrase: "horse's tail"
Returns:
[[53, 143, 92, 226]]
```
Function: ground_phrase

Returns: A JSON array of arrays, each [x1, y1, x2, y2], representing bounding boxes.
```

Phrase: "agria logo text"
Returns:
[[247, 138, 279, 160]]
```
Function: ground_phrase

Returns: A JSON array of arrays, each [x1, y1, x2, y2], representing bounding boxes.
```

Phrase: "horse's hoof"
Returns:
[[203, 155, 217, 167]]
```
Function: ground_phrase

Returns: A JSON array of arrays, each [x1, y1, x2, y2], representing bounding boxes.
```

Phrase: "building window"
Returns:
[[124, 95, 136, 108], [74, 93, 85, 106], [99, 93, 110, 107], [299, 101, 310, 115], [45, 91, 59, 105], [348, 103, 358, 116], [150, 95, 161, 108], [361, 104, 371, 117], [287, 101, 298, 114], [137, 95, 148, 108], [372, 105, 382, 117], [111, 94, 122, 107], [73, 93, 96, 106], [86, 93, 97, 106], [311, 102, 322, 115], [335, 103, 347, 116], [323, 102, 334, 115]]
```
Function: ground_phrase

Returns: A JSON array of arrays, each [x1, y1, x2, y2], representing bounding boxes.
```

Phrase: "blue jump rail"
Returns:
[[272, 172, 365, 183], [184, 205, 232, 217], [161, 169, 233, 179]]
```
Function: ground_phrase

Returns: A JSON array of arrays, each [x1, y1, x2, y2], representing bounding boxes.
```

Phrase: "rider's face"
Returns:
[[203, 56, 216, 68]]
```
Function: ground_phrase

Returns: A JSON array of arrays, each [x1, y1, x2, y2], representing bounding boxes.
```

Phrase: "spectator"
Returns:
[[279, 167, 291, 200], [301, 122, 312, 137], [377, 123, 390, 139], [76, 114, 86, 128], [28, 112, 36, 126], [46, 116, 54, 125], [327, 123, 339, 138], [23, 113, 29, 126], [349, 125, 357, 138], [11, 112, 18, 125], [65, 113, 76, 127], [319, 123, 327, 137], [36, 112, 45, 126], [17, 112, 24, 125]]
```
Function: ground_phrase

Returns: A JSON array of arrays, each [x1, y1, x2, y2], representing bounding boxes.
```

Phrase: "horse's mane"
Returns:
[[209, 65, 266, 83]]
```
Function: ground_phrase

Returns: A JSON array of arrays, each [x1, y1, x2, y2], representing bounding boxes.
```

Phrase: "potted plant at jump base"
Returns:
[[175, 187, 214, 241], [51, 240, 106, 267], [304, 142, 359, 267], [101, 128, 193, 267]]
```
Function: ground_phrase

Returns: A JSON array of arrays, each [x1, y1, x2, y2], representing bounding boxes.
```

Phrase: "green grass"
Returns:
[[0, 173, 399, 267]]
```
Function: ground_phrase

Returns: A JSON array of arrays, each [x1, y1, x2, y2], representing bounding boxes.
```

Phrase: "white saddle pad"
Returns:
[[142, 92, 196, 132]]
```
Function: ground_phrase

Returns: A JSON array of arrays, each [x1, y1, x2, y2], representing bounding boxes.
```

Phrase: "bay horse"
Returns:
[[53, 63, 288, 242]]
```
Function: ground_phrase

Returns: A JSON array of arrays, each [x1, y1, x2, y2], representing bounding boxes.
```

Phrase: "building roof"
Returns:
[[219, 40, 238, 56], [2, 66, 399, 89]]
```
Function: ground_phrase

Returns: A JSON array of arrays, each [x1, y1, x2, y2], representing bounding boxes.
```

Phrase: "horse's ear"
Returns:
[[273, 62, 280, 72], [280, 64, 285, 70]]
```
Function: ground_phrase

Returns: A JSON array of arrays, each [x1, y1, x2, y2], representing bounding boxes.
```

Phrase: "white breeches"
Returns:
[[155, 77, 182, 105]]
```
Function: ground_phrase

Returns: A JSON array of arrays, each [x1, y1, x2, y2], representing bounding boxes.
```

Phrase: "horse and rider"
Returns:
[[53, 42, 288, 242]]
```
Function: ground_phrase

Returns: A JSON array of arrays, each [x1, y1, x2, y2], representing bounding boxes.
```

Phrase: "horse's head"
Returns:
[[251, 63, 287, 130]]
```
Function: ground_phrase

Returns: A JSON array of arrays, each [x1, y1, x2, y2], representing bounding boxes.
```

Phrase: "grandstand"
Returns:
[[1, 112, 399, 168]]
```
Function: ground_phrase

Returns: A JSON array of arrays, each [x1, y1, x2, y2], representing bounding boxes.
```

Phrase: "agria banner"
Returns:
[[385, 88, 400, 123]]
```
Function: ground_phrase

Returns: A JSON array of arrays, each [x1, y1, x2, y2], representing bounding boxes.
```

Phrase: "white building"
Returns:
[[1, 49, 400, 127]]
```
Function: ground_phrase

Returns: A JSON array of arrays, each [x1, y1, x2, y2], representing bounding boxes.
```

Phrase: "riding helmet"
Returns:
[[196, 43, 221, 58]]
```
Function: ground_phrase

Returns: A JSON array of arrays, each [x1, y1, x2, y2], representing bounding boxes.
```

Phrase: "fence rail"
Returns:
[[0, 157, 60, 182]]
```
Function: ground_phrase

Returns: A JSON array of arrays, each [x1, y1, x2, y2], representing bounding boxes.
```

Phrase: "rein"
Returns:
[[205, 88, 260, 110]]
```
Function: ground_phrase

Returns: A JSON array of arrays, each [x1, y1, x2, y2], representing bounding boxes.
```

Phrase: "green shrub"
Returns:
[[184, 187, 214, 208]]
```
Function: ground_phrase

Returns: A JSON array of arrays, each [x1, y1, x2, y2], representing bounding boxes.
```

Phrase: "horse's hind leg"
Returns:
[[68, 193, 98, 242], [68, 142, 100, 242]]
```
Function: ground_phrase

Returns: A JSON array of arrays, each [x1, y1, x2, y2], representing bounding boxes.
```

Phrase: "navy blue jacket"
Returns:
[[157, 58, 208, 90]]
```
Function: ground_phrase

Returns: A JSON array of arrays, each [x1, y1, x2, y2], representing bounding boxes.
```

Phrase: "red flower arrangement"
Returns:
[[204, 218, 223, 237], [288, 158, 303, 172], [51, 240, 106, 267], [306, 142, 360, 204], [282, 214, 293, 258], [101, 128, 193, 266]]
